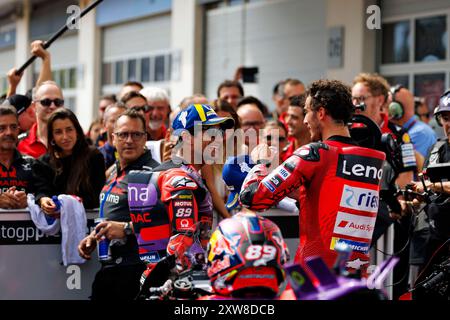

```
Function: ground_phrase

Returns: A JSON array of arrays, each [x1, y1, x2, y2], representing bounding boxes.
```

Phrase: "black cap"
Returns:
[[5, 94, 32, 115]]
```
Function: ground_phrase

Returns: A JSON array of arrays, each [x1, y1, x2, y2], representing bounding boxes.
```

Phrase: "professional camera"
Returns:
[[425, 162, 450, 183], [415, 256, 450, 299]]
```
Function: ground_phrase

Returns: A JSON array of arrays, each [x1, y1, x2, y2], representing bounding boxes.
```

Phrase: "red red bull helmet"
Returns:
[[206, 212, 289, 297]]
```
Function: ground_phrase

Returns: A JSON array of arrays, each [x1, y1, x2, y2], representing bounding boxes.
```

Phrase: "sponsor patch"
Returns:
[[278, 167, 291, 180], [269, 174, 283, 187], [128, 183, 158, 208], [346, 258, 369, 270], [340, 184, 379, 213], [262, 180, 276, 193], [171, 176, 197, 189], [139, 251, 160, 263], [298, 149, 310, 156], [330, 237, 370, 254], [176, 218, 194, 230], [336, 154, 384, 185], [333, 211, 376, 240]]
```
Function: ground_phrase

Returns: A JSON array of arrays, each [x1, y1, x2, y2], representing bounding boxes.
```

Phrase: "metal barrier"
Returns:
[[0, 208, 299, 300], [0, 207, 394, 300], [0, 209, 99, 300]]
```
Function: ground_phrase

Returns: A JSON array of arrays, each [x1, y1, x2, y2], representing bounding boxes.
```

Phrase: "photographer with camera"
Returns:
[[406, 90, 450, 299]]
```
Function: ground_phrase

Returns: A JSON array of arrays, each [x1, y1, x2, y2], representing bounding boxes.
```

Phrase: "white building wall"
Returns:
[[101, 14, 172, 97], [102, 15, 171, 60], [382, 0, 450, 18], [170, 0, 203, 108], [205, 0, 327, 110], [0, 49, 15, 77], [326, 0, 377, 83]]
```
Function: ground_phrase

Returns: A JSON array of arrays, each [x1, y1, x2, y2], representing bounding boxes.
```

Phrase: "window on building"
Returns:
[[167, 54, 172, 81], [59, 69, 66, 89], [141, 57, 151, 83], [415, 16, 447, 62], [154, 55, 165, 82], [414, 73, 445, 113], [127, 59, 137, 81], [102, 62, 112, 85], [69, 68, 77, 88], [382, 21, 410, 64], [0, 77, 7, 94], [52, 71, 59, 84], [380, 13, 450, 116], [115, 61, 124, 84]]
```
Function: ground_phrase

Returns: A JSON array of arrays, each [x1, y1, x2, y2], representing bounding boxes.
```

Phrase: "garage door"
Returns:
[[204, 0, 327, 109]]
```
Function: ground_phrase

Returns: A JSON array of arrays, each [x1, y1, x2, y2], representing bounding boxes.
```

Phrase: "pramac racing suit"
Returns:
[[128, 160, 213, 268], [240, 136, 386, 274]]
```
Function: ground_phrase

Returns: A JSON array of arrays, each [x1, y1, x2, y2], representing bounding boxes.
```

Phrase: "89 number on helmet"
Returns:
[[245, 245, 276, 260]]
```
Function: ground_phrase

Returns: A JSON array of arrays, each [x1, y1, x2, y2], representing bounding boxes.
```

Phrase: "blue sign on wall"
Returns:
[[96, 0, 172, 27], [0, 28, 15, 49]]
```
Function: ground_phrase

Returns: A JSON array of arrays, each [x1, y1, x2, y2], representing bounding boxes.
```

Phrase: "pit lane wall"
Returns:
[[0, 207, 393, 299], [0, 208, 300, 300]]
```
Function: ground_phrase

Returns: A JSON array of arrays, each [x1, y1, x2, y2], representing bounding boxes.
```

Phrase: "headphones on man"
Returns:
[[388, 84, 405, 120]]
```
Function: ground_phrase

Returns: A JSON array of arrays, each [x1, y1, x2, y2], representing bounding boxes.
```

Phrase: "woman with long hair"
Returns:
[[34, 108, 106, 215]]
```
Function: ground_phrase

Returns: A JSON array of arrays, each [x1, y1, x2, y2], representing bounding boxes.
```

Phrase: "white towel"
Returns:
[[58, 195, 87, 266], [27, 194, 87, 266], [27, 194, 60, 235]]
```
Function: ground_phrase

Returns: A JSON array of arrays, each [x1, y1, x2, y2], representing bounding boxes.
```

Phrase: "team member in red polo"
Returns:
[[18, 81, 64, 158]]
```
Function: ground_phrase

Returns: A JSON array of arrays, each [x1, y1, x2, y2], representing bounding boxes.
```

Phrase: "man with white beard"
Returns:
[[140, 87, 171, 141]]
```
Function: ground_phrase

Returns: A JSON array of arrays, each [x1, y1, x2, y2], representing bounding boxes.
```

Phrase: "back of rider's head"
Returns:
[[206, 212, 290, 298]]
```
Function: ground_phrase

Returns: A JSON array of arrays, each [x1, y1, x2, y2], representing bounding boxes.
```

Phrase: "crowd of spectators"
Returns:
[[0, 38, 448, 301]]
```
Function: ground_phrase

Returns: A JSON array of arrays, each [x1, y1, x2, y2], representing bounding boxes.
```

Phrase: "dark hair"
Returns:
[[0, 105, 18, 120], [115, 108, 146, 132], [211, 99, 241, 129], [217, 80, 244, 98], [289, 94, 306, 108], [86, 118, 102, 145], [306, 79, 353, 124], [273, 80, 285, 97], [47, 108, 93, 196], [123, 81, 144, 90], [100, 94, 117, 103], [120, 91, 147, 105], [236, 96, 270, 117]]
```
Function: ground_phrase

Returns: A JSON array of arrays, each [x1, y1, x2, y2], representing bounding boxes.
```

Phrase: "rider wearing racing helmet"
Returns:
[[205, 211, 290, 299]]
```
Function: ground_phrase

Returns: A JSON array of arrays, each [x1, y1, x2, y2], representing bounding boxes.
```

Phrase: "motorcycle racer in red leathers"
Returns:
[[240, 80, 386, 275]]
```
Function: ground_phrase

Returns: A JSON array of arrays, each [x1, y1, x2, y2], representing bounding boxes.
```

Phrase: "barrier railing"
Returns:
[[0, 207, 393, 300]]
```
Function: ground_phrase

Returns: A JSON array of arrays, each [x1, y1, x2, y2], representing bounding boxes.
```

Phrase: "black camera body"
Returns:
[[417, 256, 450, 299], [425, 162, 450, 183]]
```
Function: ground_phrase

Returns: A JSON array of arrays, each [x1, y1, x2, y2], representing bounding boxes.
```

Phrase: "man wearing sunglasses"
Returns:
[[78, 108, 160, 300], [18, 81, 64, 158], [140, 87, 171, 141]]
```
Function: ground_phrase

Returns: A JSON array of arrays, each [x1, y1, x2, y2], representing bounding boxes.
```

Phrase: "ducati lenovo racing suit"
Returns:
[[240, 136, 386, 274]]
